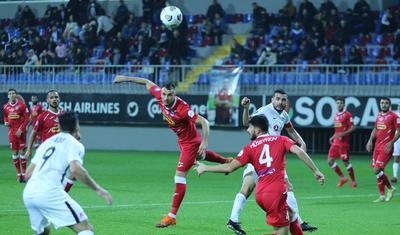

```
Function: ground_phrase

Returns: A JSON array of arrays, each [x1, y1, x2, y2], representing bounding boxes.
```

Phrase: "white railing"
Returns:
[[0, 64, 399, 95]]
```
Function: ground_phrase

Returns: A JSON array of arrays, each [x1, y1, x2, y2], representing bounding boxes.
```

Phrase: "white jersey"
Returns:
[[251, 103, 292, 135], [25, 132, 84, 195]]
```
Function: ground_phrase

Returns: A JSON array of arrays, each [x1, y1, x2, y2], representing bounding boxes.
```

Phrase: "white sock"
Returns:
[[168, 212, 176, 218], [78, 230, 94, 235], [394, 162, 399, 178], [287, 191, 303, 224], [229, 193, 246, 222]]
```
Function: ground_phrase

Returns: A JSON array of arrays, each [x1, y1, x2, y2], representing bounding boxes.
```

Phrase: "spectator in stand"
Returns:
[[323, 44, 342, 71], [257, 45, 277, 66], [353, 0, 370, 16], [59, 4, 68, 25], [153, 24, 169, 48], [230, 38, 244, 61], [152, 0, 166, 24], [114, 0, 130, 31], [49, 6, 62, 26], [30, 36, 46, 56], [252, 3, 267, 32], [136, 22, 152, 39], [0, 27, 10, 48], [168, 30, 187, 64], [291, 21, 305, 45], [311, 23, 324, 47], [142, 0, 153, 23], [88, 0, 104, 19], [21, 6, 36, 28], [214, 78, 233, 125], [213, 13, 227, 45], [66, 0, 80, 25], [320, 0, 337, 17], [282, 0, 297, 20], [276, 9, 292, 27], [111, 48, 123, 65], [134, 35, 150, 62], [50, 25, 61, 44], [336, 19, 352, 47], [14, 5, 23, 27], [380, 9, 397, 33], [348, 45, 363, 72], [113, 32, 128, 64], [393, 30, 400, 60], [299, 0, 317, 18], [201, 18, 214, 39], [79, 21, 99, 47], [207, 0, 225, 22], [43, 5, 54, 26], [63, 15, 80, 39], [298, 8, 314, 33], [55, 40, 67, 64], [301, 36, 318, 61], [23, 49, 38, 73], [16, 48, 27, 66], [0, 49, 7, 65], [324, 20, 338, 45], [96, 14, 116, 42], [122, 13, 139, 40], [242, 41, 257, 64], [39, 49, 55, 65]]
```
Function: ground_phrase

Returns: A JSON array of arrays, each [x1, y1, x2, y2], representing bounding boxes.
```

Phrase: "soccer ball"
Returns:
[[160, 6, 183, 29]]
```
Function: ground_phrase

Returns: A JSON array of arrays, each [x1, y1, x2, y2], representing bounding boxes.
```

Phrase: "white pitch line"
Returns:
[[0, 193, 378, 213]]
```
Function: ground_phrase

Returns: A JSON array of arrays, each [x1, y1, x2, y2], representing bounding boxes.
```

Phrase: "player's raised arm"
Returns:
[[286, 126, 307, 152], [241, 97, 251, 126], [289, 144, 325, 185], [195, 160, 243, 176], [113, 75, 156, 91], [196, 115, 209, 158], [367, 128, 377, 152], [70, 160, 113, 205]]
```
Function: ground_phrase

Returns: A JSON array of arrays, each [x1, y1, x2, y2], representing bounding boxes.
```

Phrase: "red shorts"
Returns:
[[8, 131, 26, 151], [255, 191, 289, 227], [328, 144, 350, 161], [176, 141, 200, 172], [372, 148, 393, 169]]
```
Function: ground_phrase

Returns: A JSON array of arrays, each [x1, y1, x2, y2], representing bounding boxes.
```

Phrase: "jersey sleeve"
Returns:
[[235, 145, 251, 166], [282, 136, 296, 152], [182, 105, 198, 123], [347, 112, 354, 126], [284, 121, 293, 128], [394, 113, 400, 128], [33, 114, 43, 132], [68, 142, 85, 164], [149, 85, 162, 99]]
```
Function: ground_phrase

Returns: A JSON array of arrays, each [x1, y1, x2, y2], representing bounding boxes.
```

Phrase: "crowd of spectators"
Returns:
[[229, 0, 400, 66], [0, 0, 197, 71]]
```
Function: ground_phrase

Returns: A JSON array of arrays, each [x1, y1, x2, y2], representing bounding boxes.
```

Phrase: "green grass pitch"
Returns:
[[0, 147, 399, 235]]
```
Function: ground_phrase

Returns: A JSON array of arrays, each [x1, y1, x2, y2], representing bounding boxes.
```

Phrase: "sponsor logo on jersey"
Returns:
[[162, 111, 175, 125], [50, 125, 61, 133], [376, 123, 387, 130], [334, 122, 342, 127], [8, 113, 20, 119]]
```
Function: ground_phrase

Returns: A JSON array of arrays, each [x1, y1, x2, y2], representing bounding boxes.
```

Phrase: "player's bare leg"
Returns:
[[328, 157, 348, 187], [156, 170, 187, 228], [342, 160, 357, 187], [69, 220, 94, 234], [19, 149, 27, 183], [286, 180, 317, 232], [200, 150, 233, 163], [11, 150, 23, 183], [273, 225, 289, 235], [392, 155, 399, 183], [227, 173, 255, 235], [373, 168, 395, 202]]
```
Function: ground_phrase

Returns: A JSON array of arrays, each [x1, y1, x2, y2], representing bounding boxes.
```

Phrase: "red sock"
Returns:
[[380, 173, 392, 190], [12, 158, 21, 175], [20, 158, 27, 175], [204, 150, 228, 163], [331, 164, 344, 177], [169, 183, 186, 215], [347, 166, 356, 181], [377, 177, 385, 196], [290, 219, 304, 235], [64, 180, 74, 192]]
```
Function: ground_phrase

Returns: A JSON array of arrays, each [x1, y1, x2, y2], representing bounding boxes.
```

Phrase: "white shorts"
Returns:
[[394, 138, 400, 156], [23, 190, 88, 234], [243, 164, 289, 183]]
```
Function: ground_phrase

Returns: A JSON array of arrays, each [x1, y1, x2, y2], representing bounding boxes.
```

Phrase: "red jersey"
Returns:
[[3, 99, 29, 131], [33, 109, 63, 141], [374, 111, 400, 150], [332, 111, 354, 146], [236, 135, 296, 193], [29, 103, 43, 124], [149, 85, 201, 144]]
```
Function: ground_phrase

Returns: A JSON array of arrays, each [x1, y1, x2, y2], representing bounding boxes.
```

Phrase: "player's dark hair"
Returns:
[[381, 97, 391, 105], [7, 88, 16, 93], [164, 82, 176, 90], [249, 115, 268, 132], [59, 111, 79, 133], [273, 89, 286, 96], [335, 96, 345, 103], [47, 89, 59, 95]]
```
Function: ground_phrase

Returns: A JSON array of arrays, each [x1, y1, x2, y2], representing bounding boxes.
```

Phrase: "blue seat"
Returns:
[[286, 73, 296, 84]]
